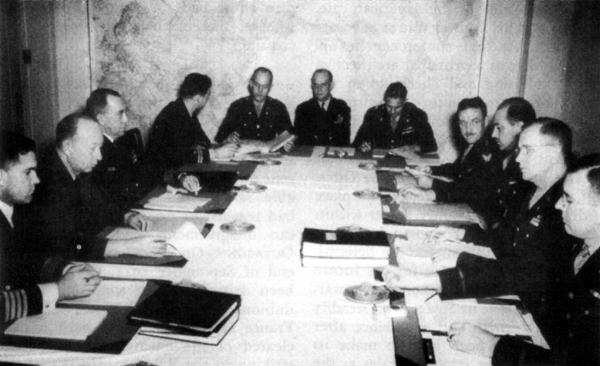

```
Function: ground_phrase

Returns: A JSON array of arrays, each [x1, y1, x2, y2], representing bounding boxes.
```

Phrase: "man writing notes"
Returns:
[[400, 97, 499, 223], [23, 113, 165, 261], [146, 73, 238, 188], [384, 119, 575, 340], [352, 81, 437, 153], [1, 131, 100, 323], [294, 69, 351, 146], [214, 67, 294, 151], [85, 88, 146, 206], [445, 156, 600, 366]]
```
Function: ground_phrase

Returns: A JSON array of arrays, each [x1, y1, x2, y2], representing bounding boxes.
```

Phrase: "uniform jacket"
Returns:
[[430, 137, 500, 219], [1, 211, 67, 323], [91, 129, 145, 208], [20, 150, 116, 261], [491, 246, 600, 366], [215, 96, 293, 144], [438, 178, 575, 331], [293, 97, 351, 146], [352, 102, 438, 153], [146, 98, 212, 184]]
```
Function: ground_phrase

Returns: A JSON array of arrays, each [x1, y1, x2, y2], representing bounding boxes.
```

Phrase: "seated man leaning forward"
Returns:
[[352, 81, 437, 154], [384, 118, 576, 341], [214, 67, 294, 151], [1, 131, 101, 323], [442, 155, 600, 366], [294, 68, 351, 147], [400, 97, 500, 226], [24, 113, 166, 261], [146, 73, 238, 184]]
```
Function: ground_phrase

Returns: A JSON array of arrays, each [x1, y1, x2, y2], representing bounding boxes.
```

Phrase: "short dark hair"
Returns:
[[251, 67, 273, 84], [0, 131, 36, 170], [55, 112, 97, 149], [497, 97, 536, 127], [178, 73, 212, 99], [84, 88, 121, 119], [457, 96, 487, 118], [312, 69, 333, 83], [527, 117, 573, 167], [569, 154, 600, 198], [383, 82, 408, 101]]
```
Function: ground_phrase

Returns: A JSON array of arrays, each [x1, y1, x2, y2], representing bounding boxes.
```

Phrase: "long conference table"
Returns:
[[0, 147, 546, 365]]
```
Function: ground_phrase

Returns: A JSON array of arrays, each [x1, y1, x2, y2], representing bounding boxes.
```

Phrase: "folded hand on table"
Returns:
[[431, 225, 466, 242], [397, 184, 436, 201], [283, 140, 294, 152], [448, 322, 499, 358], [211, 143, 238, 159], [359, 141, 371, 153], [382, 265, 442, 292], [179, 174, 201, 194], [431, 250, 460, 271], [224, 131, 241, 145], [124, 211, 151, 231], [57, 268, 102, 301]]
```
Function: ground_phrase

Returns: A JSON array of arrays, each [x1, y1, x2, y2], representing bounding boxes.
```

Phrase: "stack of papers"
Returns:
[[144, 193, 211, 212], [5, 309, 107, 341]]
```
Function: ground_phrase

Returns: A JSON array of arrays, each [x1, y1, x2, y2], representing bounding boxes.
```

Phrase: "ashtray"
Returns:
[[220, 221, 255, 234], [344, 283, 389, 304], [358, 162, 379, 171], [353, 189, 380, 199], [239, 183, 267, 193], [259, 159, 281, 166]]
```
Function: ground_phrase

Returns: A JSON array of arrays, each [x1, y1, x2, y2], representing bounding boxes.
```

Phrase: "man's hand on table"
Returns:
[[224, 131, 241, 145], [398, 184, 436, 201], [179, 174, 201, 194], [57, 267, 102, 300], [105, 235, 168, 258], [210, 143, 238, 159], [359, 141, 371, 153], [431, 225, 466, 241], [465, 213, 488, 230], [124, 211, 151, 231], [382, 265, 442, 292], [448, 323, 499, 358], [431, 250, 460, 271], [283, 140, 294, 152]]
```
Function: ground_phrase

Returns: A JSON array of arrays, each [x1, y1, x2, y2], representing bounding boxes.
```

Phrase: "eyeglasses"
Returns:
[[311, 83, 331, 90], [515, 144, 557, 157]]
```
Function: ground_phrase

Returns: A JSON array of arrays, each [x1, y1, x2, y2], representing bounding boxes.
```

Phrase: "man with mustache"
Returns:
[[20, 113, 165, 261], [446, 155, 600, 366]]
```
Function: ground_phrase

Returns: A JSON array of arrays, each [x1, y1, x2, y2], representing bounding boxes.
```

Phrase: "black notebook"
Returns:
[[301, 228, 390, 259], [128, 285, 241, 334]]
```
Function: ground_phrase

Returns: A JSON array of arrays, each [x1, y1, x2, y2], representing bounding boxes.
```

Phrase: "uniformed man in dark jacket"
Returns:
[[0, 131, 101, 323], [352, 81, 437, 154], [444, 155, 600, 366], [215, 67, 293, 151], [294, 69, 351, 147], [84, 88, 146, 207], [400, 97, 500, 223], [383, 119, 576, 343]]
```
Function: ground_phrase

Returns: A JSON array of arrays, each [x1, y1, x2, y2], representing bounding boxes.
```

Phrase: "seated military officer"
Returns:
[[400, 97, 500, 225], [214, 67, 294, 151], [352, 81, 437, 154], [1, 131, 101, 323], [84, 88, 146, 206], [294, 69, 351, 147], [384, 119, 576, 341], [445, 155, 600, 366]]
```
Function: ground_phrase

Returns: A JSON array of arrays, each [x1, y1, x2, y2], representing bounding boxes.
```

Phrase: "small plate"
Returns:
[[239, 183, 267, 193], [353, 189, 380, 199], [220, 221, 255, 234], [343, 284, 389, 304], [259, 159, 282, 166], [358, 162, 379, 171]]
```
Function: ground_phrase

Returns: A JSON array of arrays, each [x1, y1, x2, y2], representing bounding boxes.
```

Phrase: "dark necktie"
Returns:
[[320, 102, 326, 112]]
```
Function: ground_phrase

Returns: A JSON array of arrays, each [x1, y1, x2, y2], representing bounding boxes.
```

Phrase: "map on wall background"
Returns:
[[91, 0, 486, 160]]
